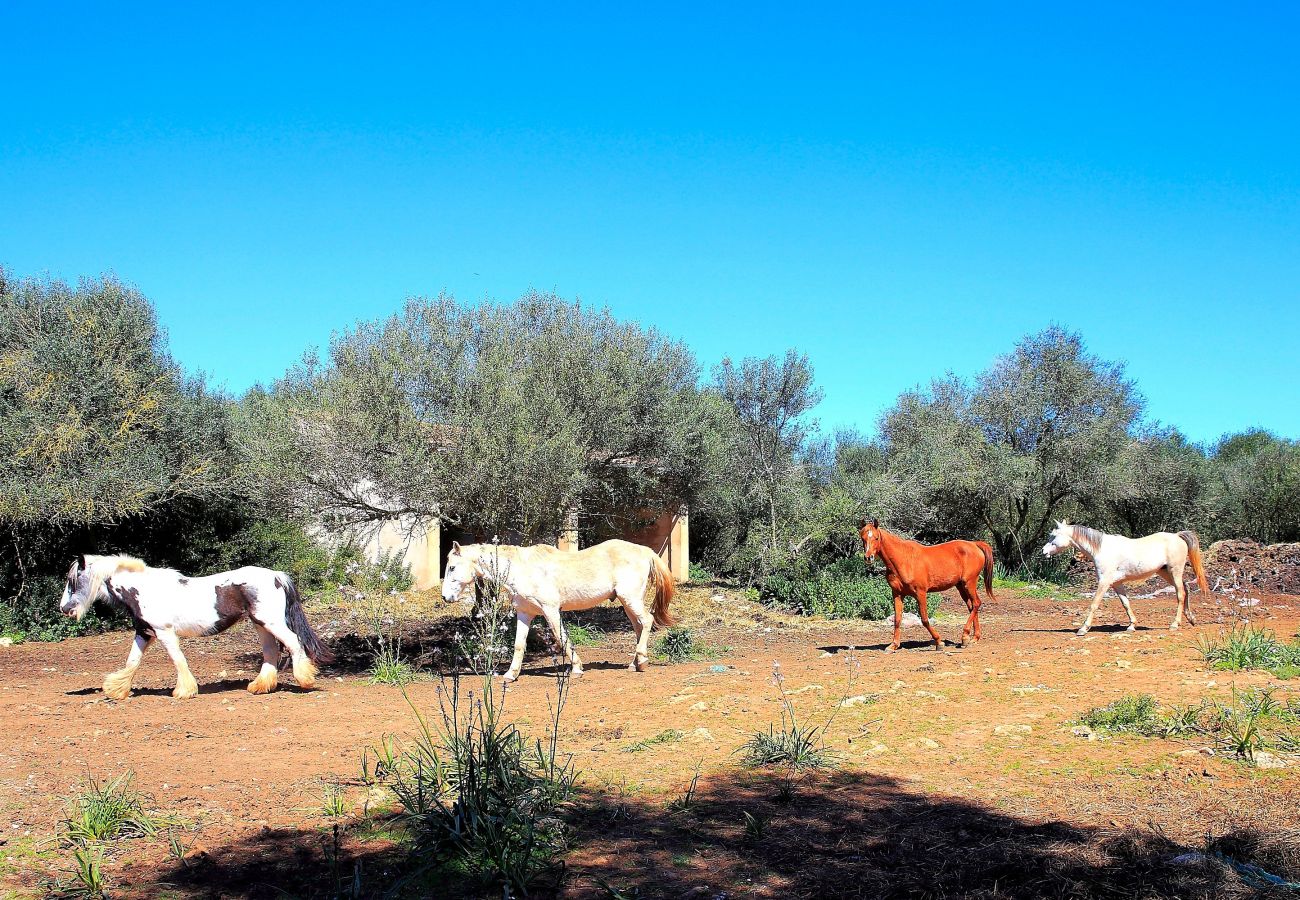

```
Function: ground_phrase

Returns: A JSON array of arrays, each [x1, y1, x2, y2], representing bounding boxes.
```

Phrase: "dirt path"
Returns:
[[2, 586, 1298, 897]]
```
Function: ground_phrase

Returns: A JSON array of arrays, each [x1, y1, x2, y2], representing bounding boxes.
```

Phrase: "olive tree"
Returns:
[[1208, 430, 1300, 543], [0, 271, 231, 614], [711, 350, 822, 567], [881, 327, 1142, 569], [238, 291, 733, 542]]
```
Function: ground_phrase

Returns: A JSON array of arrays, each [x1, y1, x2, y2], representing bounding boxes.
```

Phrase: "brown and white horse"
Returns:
[[1042, 521, 1211, 634], [441, 539, 676, 681], [59, 555, 333, 699], [859, 520, 996, 651]]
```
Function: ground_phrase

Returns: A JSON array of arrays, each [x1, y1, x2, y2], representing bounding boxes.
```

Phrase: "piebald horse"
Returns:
[[859, 520, 996, 651], [441, 539, 676, 681], [59, 555, 333, 699], [1042, 521, 1211, 634]]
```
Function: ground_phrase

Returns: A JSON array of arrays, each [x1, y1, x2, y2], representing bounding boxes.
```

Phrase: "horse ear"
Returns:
[[872, 518, 880, 529], [77, 554, 87, 571], [857, 518, 868, 530], [451, 541, 461, 553]]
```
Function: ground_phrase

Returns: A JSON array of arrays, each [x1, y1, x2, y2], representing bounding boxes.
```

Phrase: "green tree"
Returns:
[[1100, 427, 1210, 537], [711, 351, 822, 566], [1208, 430, 1300, 542], [881, 327, 1141, 568], [0, 271, 232, 621], [238, 291, 732, 542]]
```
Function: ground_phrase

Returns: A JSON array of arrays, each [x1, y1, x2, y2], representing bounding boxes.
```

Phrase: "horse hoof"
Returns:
[[883, 645, 899, 654], [570, 669, 584, 679], [500, 672, 519, 683], [1126, 625, 1136, 633], [172, 687, 198, 700], [1075, 628, 1088, 636], [247, 679, 276, 695]]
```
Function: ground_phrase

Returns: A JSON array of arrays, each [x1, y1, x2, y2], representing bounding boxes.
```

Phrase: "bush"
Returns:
[[365, 674, 577, 895], [1197, 624, 1300, 676], [759, 555, 943, 620], [653, 627, 723, 662]]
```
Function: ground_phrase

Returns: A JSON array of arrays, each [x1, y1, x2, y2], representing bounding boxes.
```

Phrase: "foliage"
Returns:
[[759, 554, 943, 620], [653, 626, 724, 662], [711, 350, 822, 568], [623, 729, 685, 753], [1209, 431, 1300, 543], [1078, 694, 1164, 736], [239, 291, 734, 544], [365, 675, 578, 896], [1077, 689, 1300, 761], [879, 327, 1142, 571], [62, 772, 163, 846], [0, 272, 229, 528], [1197, 624, 1300, 677]]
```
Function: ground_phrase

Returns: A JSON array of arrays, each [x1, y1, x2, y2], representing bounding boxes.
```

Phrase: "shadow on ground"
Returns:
[[139, 768, 1297, 900]]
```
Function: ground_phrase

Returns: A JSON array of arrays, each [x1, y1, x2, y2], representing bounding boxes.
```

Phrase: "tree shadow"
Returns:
[[140, 767, 1297, 899]]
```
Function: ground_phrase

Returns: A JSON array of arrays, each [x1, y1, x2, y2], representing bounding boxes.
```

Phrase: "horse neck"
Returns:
[[875, 529, 908, 571]]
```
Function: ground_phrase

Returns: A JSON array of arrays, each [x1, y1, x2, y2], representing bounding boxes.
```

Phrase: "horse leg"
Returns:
[[502, 611, 534, 682], [1113, 583, 1137, 632], [619, 597, 653, 672], [247, 624, 281, 694], [1077, 578, 1114, 635], [1163, 564, 1192, 629], [539, 605, 583, 677], [261, 619, 317, 688], [886, 591, 904, 652], [956, 582, 977, 647], [103, 632, 153, 700], [916, 590, 943, 651], [155, 628, 199, 699]]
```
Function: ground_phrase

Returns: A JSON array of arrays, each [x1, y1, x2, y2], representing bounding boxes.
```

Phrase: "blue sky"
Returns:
[[3, 2, 1298, 444]]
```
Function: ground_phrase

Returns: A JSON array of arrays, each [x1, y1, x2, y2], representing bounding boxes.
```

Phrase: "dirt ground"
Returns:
[[2, 582, 1299, 898]]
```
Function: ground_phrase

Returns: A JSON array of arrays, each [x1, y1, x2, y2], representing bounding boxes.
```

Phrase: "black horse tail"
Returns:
[[279, 575, 335, 665]]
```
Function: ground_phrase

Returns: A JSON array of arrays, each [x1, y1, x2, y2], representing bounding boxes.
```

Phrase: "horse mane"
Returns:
[[86, 554, 147, 575], [1069, 525, 1105, 555]]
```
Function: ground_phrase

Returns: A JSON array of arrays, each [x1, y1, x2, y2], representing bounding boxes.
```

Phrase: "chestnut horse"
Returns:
[[858, 520, 996, 651]]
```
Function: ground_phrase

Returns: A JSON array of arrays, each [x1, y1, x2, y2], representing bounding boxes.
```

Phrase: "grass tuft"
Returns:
[[654, 627, 724, 663]]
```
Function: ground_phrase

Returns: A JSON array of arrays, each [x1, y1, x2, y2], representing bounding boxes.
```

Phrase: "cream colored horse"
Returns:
[[1042, 521, 1211, 635], [441, 539, 676, 681]]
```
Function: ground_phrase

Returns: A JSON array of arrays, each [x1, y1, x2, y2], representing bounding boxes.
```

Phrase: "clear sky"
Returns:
[[3, 3, 1297, 444]]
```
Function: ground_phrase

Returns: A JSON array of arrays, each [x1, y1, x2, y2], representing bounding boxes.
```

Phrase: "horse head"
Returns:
[[1042, 521, 1073, 557], [858, 518, 883, 560], [60, 555, 142, 620], [441, 542, 481, 605]]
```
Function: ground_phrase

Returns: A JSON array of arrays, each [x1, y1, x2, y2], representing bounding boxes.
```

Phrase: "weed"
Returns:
[[1197, 624, 1300, 676], [67, 843, 106, 898], [368, 638, 421, 686], [740, 660, 843, 770], [623, 729, 685, 753], [1079, 694, 1163, 736], [666, 760, 703, 814], [367, 568, 579, 897], [63, 772, 161, 846], [653, 627, 723, 663], [742, 810, 766, 842], [321, 780, 350, 819]]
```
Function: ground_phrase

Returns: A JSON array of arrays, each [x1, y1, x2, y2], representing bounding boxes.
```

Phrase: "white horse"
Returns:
[[1041, 521, 1211, 635], [441, 539, 676, 681], [59, 554, 333, 699]]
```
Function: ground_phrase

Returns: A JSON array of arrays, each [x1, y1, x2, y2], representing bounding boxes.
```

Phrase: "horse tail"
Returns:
[[649, 553, 677, 627], [978, 541, 997, 601], [279, 575, 335, 665], [1178, 531, 1211, 597]]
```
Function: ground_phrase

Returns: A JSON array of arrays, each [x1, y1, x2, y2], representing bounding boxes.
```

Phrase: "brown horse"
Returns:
[[858, 520, 996, 651]]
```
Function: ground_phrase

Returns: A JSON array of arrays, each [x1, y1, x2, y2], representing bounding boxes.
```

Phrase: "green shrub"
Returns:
[[1197, 624, 1300, 675], [1079, 694, 1163, 735], [653, 627, 723, 662], [365, 674, 577, 896], [759, 555, 943, 620]]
